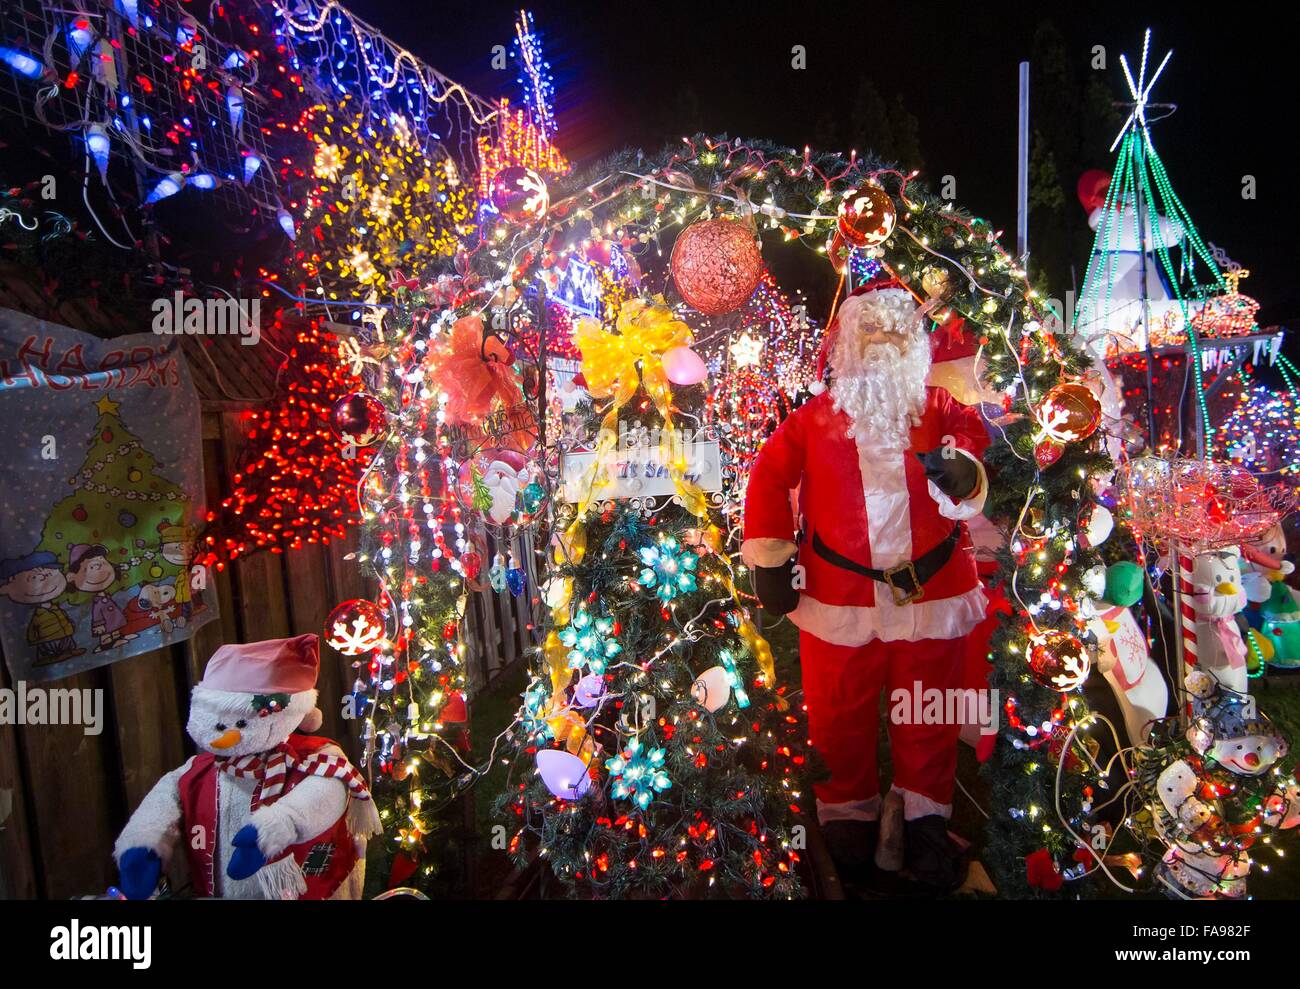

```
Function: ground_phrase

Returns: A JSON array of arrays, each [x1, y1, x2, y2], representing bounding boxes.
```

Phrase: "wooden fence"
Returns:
[[0, 301, 537, 899]]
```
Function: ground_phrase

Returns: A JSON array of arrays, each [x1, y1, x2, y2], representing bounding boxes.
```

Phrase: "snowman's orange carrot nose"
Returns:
[[210, 728, 241, 749]]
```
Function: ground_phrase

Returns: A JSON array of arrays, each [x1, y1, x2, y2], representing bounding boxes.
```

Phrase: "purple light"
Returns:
[[277, 208, 297, 240], [85, 125, 110, 180]]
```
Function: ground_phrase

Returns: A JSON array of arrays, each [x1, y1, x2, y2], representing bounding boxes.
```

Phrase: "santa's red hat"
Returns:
[[810, 274, 915, 393], [200, 633, 320, 694]]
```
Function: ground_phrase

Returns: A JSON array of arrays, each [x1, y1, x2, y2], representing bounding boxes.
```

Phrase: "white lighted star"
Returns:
[[730, 331, 764, 368]]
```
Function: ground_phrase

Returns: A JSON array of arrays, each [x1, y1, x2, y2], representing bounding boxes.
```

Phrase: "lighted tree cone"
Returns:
[[670, 217, 764, 316], [200, 316, 366, 566]]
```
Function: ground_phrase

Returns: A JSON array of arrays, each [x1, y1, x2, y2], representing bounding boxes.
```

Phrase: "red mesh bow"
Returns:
[[424, 315, 525, 431]]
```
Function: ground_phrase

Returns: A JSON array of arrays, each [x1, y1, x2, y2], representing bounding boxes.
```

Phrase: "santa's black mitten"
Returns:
[[919, 448, 979, 500], [753, 559, 799, 615]]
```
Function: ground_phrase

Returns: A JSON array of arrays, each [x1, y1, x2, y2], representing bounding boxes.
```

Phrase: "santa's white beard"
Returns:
[[829, 335, 931, 448]]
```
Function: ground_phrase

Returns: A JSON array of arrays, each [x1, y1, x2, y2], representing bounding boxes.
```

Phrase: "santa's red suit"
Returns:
[[743, 322, 989, 827]]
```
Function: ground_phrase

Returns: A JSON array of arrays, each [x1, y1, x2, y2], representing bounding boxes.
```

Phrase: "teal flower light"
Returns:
[[607, 737, 671, 811], [637, 535, 698, 602], [521, 680, 554, 741], [558, 605, 622, 674]]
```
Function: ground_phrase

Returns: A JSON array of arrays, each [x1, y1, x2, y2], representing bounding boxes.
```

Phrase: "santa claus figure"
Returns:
[[743, 276, 988, 888]]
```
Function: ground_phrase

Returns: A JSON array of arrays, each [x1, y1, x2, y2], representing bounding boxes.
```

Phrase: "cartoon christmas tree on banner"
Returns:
[[497, 297, 806, 899], [40, 393, 192, 592]]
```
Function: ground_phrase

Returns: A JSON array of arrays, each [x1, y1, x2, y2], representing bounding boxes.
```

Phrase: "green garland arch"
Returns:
[[477, 135, 1114, 897]]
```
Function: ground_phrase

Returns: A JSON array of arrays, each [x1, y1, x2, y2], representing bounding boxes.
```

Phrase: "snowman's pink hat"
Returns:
[[200, 633, 320, 695]]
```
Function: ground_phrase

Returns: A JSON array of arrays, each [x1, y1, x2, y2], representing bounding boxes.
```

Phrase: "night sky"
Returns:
[[349, 0, 1299, 322]]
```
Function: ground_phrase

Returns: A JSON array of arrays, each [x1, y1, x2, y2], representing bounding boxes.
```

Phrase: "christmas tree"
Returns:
[[497, 296, 806, 899], [200, 312, 365, 566], [41, 393, 191, 595]]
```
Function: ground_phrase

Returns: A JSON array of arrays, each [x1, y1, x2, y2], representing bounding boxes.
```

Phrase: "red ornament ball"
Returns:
[[670, 217, 763, 316], [837, 184, 897, 248], [1038, 381, 1102, 444], [325, 598, 386, 656], [1027, 629, 1089, 692], [491, 165, 549, 224], [330, 392, 387, 447]]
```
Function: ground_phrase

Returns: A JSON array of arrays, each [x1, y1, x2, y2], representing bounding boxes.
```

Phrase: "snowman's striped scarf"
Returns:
[[218, 743, 372, 811]]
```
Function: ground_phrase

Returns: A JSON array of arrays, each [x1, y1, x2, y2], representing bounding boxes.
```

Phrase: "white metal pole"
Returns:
[[1016, 61, 1030, 259]]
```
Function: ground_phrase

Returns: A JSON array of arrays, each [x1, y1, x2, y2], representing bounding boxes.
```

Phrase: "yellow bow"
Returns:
[[576, 296, 690, 433], [571, 297, 710, 520]]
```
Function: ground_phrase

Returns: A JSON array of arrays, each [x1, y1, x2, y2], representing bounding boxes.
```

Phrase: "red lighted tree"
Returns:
[[200, 313, 366, 568]]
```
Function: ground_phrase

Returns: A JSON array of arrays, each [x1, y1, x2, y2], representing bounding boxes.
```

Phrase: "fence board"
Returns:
[[0, 661, 38, 899], [15, 668, 121, 899], [284, 542, 343, 740]]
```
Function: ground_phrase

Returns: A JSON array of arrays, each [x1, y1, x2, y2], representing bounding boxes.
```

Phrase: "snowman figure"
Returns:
[[1153, 669, 1294, 899], [1082, 561, 1168, 746], [1240, 524, 1300, 669], [114, 634, 381, 899], [1190, 547, 1250, 694]]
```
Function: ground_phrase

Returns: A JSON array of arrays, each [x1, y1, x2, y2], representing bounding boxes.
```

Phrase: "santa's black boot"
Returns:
[[873, 789, 905, 873], [902, 815, 969, 892], [820, 820, 878, 879]]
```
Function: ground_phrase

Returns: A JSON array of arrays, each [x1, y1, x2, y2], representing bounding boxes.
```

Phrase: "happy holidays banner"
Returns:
[[0, 307, 215, 683]]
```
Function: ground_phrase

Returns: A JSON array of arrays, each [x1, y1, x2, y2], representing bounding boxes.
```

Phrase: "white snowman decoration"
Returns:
[[1154, 669, 1297, 899], [1082, 561, 1167, 746], [1190, 547, 1250, 695], [114, 634, 380, 899]]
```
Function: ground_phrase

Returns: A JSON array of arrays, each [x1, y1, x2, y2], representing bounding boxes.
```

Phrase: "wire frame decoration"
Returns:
[[1121, 455, 1298, 554], [269, 0, 502, 177], [0, 0, 289, 219]]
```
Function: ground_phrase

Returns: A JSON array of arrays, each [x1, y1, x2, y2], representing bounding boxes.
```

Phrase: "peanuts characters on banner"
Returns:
[[0, 308, 214, 682]]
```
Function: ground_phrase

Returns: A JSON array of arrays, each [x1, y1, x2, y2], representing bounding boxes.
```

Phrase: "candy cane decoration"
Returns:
[[1176, 546, 1198, 671], [1171, 540, 1199, 722]]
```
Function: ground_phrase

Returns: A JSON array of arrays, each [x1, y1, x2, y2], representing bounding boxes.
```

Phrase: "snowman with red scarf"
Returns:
[[114, 634, 381, 898], [743, 276, 988, 889]]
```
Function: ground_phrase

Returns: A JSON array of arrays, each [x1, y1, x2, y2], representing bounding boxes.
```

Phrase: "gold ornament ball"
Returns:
[[836, 184, 897, 248], [1039, 381, 1103, 444]]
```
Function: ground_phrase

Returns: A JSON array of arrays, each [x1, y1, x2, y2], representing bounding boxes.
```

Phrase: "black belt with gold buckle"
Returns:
[[811, 526, 961, 605]]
